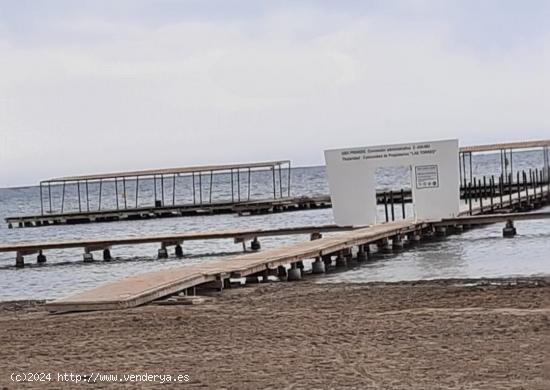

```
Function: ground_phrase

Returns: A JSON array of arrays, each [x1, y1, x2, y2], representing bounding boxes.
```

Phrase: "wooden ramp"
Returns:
[[45, 220, 423, 313]]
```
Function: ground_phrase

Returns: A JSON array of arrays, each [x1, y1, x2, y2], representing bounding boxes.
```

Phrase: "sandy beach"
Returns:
[[0, 278, 548, 389]]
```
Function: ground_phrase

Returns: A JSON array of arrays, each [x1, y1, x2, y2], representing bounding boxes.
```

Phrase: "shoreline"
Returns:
[[1, 276, 548, 388]]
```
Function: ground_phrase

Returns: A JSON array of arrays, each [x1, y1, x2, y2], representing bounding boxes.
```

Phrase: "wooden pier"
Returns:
[[0, 224, 356, 268], [41, 181, 550, 313]]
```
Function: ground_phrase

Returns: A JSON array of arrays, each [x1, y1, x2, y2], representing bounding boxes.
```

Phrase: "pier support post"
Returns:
[[503, 220, 517, 238], [297, 261, 305, 272], [223, 278, 232, 289], [158, 245, 168, 259], [335, 252, 347, 267], [454, 225, 464, 233], [37, 250, 46, 264], [409, 231, 422, 243], [392, 235, 404, 250], [15, 252, 24, 268], [174, 244, 184, 258], [83, 249, 94, 262], [250, 237, 261, 251], [377, 238, 391, 252], [312, 257, 326, 274], [245, 275, 259, 284], [277, 265, 287, 279], [287, 263, 302, 281], [356, 245, 368, 261], [435, 226, 447, 237], [103, 249, 112, 261], [423, 227, 435, 240], [262, 270, 270, 283], [322, 254, 332, 268]]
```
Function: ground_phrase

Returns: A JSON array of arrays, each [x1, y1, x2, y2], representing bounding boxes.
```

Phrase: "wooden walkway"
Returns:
[[45, 220, 423, 313], [0, 225, 355, 267]]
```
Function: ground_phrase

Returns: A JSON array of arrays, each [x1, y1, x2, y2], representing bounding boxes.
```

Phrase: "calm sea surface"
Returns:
[[1, 151, 549, 301]]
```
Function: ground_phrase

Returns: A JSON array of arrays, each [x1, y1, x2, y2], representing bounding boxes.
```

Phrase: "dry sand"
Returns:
[[0, 278, 549, 389]]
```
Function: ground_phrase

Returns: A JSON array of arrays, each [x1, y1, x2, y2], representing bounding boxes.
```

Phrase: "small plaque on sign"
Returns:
[[415, 165, 439, 189]]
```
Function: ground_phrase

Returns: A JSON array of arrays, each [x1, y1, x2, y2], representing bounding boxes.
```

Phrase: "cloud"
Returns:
[[0, 4, 549, 187]]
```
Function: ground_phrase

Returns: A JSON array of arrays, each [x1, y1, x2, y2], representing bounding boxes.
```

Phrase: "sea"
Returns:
[[0, 150, 549, 301]]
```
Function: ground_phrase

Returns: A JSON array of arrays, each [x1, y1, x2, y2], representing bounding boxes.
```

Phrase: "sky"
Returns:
[[0, 0, 549, 187]]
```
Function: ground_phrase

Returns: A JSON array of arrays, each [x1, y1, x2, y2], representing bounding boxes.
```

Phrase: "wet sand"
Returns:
[[0, 278, 549, 389]]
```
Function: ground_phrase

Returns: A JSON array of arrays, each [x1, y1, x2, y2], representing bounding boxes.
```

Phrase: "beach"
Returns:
[[1, 278, 548, 389]]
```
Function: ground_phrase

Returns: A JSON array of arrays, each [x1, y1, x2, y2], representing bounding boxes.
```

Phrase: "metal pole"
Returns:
[[39, 183, 44, 215], [199, 173, 202, 205], [468, 182, 472, 215], [383, 192, 388, 222], [77, 181, 81, 213], [135, 177, 139, 208], [154, 175, 157, 204], [172, 174, 176, 206], [48, 183, 52, 213], [192, 173, 196, 205], [248, 168, 251, 201], [469, 152, 473, 185], [458, 152, 462, 185], [237, 169, 240, 202], [98, 179, 102, 211], [510, 149, 513, 180], [86, 180, 90, 212], [278, 164, 283, 198], [230, 169, 234, 202], [115, 178, 119, 210], [390, 190, 395, 221], [209, 171, 213, 204], [61, 182, 66, 213], [287, 162, 291, 197], [272, 167, 276, 199], [161, 174, 164, 206], [123, 177, 127, 209]]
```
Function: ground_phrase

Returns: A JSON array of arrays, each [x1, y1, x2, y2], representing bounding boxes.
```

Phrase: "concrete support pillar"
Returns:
[[250, 237, 261, 251], [312, 257, 326, 274], [262, 270, 270, 283], [392, 235, 404, 250], [297, 261, 305, 272], [335, 252, 347, 267], [15, 252, 24, 268], [377, 238, 391, 252], [409, 231, 422, 243], [277, 265, 287, 279], [223, 278, 232, 289], [503, 220, 517, 237], [245, 275, 260, 284], [37, 250, 47, 264], [435, 226, 447, 237], [103, 249, 112, 261], [174, 244, 184, 258], [287, 263, 302, 281], [356, 245, 368, 261], [322, 255, 332, 270], [83, 250, 94, 262], [158, 245, 168, 259], [423, 227, 435, 240]]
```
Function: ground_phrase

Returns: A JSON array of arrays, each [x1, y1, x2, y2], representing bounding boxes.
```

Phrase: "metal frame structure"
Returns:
[[458, 139, 550, 186], [38, 161, 291, 216]]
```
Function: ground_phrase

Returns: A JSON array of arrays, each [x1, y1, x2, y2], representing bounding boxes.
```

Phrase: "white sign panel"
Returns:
[[324, 139, 459, 226]]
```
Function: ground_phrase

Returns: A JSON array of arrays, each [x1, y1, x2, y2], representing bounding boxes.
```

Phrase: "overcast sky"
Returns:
[[0, 0, 549, 187]]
